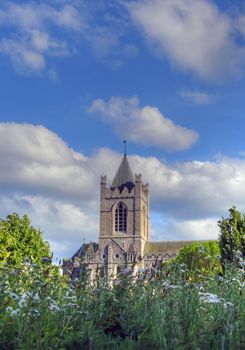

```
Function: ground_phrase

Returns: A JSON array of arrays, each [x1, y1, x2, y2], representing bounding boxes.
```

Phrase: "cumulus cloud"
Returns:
[[131, 155, 245, 220], [0, 122, 118, 258], [179, 89, 215, 105], [89, 96, 198, 151], [0, 123, 96, 200], [0, 194, 99, 260], [126, 0, 245, 81], [1, 122, 245, 258]]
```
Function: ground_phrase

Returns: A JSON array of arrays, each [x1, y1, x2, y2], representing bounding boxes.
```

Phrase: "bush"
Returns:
[[173, 240, 221, 278]]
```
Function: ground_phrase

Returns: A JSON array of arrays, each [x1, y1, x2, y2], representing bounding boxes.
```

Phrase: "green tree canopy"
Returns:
[[174, 240, 221, 277], [0, 213, 51, 267], [218, 206, 245, 268]]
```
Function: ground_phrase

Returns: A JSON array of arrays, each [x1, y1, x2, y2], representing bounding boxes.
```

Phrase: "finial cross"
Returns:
[[123, 140, 127, 156]]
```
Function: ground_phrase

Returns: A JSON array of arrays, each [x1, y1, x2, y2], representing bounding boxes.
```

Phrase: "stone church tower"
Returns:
[[98, 150, 149, 277], [67, 145, 197, 281]]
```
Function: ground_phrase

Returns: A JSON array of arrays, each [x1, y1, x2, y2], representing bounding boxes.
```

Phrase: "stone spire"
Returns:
[[111, 141, 135, 190]]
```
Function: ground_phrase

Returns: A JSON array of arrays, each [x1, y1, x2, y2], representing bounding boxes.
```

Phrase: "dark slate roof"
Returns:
[[143, 240, 208, 255], [111, 155, 135, 190], [72, 242, 99, 260]]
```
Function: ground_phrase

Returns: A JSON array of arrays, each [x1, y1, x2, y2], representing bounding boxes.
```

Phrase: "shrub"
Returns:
[[174, 240, 221, 278]]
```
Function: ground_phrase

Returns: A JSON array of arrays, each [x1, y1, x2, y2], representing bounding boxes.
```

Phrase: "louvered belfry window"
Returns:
[[115, 202, 127, 232]]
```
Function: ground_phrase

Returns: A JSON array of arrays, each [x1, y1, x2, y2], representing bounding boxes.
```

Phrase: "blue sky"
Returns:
[[1, 0, 245, 259]]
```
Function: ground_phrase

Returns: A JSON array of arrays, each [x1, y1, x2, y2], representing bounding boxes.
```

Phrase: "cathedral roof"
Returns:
[[72, 242, 99, 260], [143, 240, 207, 256], [111, 155, 135, 190]]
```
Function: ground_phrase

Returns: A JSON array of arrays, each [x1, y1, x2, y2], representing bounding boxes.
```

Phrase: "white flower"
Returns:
[[224, 302, 233, 309], [11, 309, 20, 317], [6, 306, 13, 313], [198, 306, 206, 312], [199, 292, 221, 304], [49, 303, 60, 312], [24, 257, 31, 265], [33, 293, 40, 302], [9, 292, 19, 301], [168, 285, 181, 289]]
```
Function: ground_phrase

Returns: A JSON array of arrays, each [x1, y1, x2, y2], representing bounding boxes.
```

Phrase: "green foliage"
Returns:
[[174, 241, 221, 278], [218, 207, 245, 268], [0, 263, 244, 349], [0, 213, 51, 267]]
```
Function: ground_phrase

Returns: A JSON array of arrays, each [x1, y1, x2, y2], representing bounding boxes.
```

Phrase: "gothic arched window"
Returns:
[[143, 206, 146, 237], [115, 202, 127, 232]]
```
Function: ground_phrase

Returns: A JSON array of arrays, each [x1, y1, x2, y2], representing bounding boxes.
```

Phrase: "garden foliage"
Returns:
[[0, 210, 244, 349], [0, 260, 244, 349]]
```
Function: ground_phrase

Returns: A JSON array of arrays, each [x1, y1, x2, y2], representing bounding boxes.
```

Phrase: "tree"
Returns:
[[0, 213, 51, 267], [174, 241, 221, 277], [218, 207, 245, 268]]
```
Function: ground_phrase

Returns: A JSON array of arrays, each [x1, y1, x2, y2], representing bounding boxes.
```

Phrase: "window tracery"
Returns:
[[115, 202, 127, 232]]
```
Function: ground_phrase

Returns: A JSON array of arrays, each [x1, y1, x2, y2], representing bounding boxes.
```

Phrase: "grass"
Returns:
[[0, 262, 244, 349]]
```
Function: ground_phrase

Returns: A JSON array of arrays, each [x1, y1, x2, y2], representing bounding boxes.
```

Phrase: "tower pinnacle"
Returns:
[[123, 140, 127, 156]]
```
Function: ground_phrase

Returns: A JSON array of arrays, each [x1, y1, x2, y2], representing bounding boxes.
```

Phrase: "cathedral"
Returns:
[[69, 148, 196, 280]]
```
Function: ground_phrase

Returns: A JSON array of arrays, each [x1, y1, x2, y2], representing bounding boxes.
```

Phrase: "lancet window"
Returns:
[[115, 202, 127, 232]]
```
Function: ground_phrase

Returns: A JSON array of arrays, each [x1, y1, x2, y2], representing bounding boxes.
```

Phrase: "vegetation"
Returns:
[[0, 213, 51, 267], [0, 208, 244, 349], [0, 261, 244, 349], [218, 207, 245, 269], [174, 240, 221, 278]]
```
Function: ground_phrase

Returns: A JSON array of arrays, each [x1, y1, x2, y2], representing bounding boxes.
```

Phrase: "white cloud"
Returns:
[[0, 1, 137, 75], [131, 155, 245, 220], [0, 194, 98, 260], [0, 123, 95, 199], [89, 96, 198, 151], [179, 89, 215, 105], [127, 0, 244, 81], [0, 3, 83, 32], [151, 215, 219, 241], [169, 218, 219, 241], [1, 123, 245, 258], [0, 2, 82, 74], [0, 39, 45, 72], [0, 123, 124, 258]]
